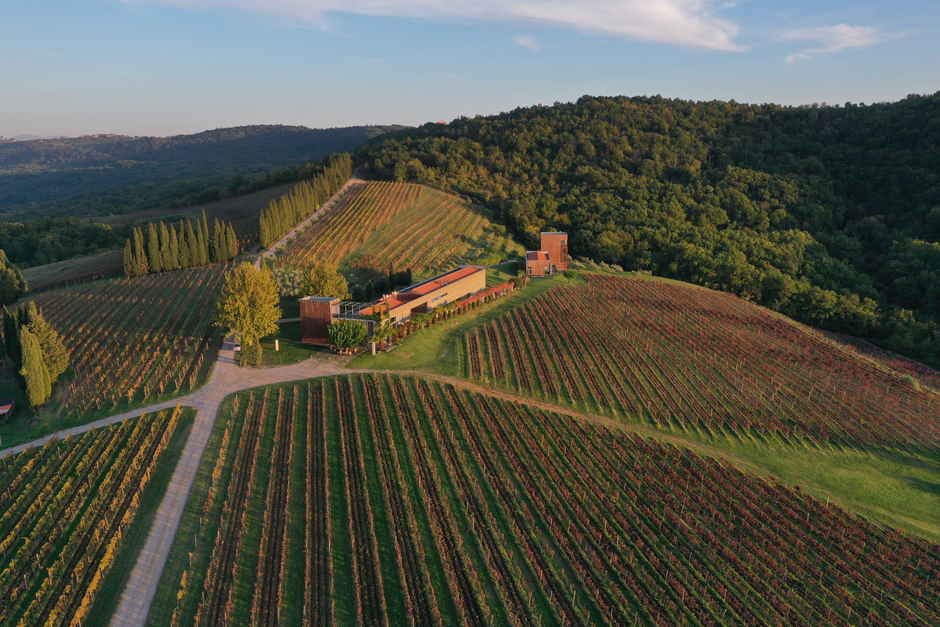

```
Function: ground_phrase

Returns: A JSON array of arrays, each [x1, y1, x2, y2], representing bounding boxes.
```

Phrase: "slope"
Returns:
[[148, 374, 940, 627], [277, 180, 521, 278]]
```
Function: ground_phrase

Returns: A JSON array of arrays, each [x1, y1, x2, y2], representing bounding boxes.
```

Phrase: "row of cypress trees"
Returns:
[[2, 302, 69, 408], [259, 153, 353, 248], [123, 211, 238, 278]]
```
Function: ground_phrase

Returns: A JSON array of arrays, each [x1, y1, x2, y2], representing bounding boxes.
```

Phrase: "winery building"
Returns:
[[300, 266, 488, 344], [526, 231, 569, 276]]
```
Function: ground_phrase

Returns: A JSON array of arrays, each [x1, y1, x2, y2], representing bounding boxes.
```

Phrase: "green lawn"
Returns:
[[254, 321, 328, 367]]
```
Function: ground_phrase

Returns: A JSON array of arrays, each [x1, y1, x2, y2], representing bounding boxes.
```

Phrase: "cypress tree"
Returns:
[[227, 224, 238, 259], [159, 222, 173, 271], [26, 303, 69, 382], [169, 223, 181, 270], [147, 222, 162, 273], [178, 221, 191, 269], [0, 249, 27, 307], [133, 227, 148, 276], [200, 210, 211, 265], [185, 220, 199, 268], [259, 211, 270, 249], [123, 240, 136, 277], [19, 326, 51, 407]]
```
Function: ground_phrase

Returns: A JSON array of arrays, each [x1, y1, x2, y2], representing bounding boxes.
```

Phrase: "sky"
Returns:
[[1, 0, 938, 137]]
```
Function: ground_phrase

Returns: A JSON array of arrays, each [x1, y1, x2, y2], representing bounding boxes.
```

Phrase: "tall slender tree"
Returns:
[[123, 240, 136, 277], [26, 302, 69, 382], [177, 221, 191, 269], [133, 227, 148, 276], [159, 221, 173, 271], [19, 326, 51, 407], [147, 222, 162, 273]]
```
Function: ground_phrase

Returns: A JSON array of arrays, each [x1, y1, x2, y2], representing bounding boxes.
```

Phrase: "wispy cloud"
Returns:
[[513, 35, 541, 52], [124, 0, 745, 51], [780, 24, 883, 64]]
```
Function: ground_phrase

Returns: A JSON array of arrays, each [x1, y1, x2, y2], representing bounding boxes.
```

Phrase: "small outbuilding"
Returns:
[[300, 296, 341, 345], [525, 232, 569, 277], [0, 398, 15, 425]]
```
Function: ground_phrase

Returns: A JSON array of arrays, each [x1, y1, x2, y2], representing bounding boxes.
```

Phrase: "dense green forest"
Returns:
[[0, 124, 401, 217], [356, 93, 940, 366]]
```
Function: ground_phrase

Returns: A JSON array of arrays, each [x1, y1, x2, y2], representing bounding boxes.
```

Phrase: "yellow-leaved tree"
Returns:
[[215, 262, 281, 365]]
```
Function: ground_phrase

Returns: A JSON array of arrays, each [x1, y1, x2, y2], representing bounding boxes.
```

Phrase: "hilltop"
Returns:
[[355, 93, 940, 367]]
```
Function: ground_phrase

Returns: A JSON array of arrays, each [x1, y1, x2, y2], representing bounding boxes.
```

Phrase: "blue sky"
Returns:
[[1, 0, 938, 137]]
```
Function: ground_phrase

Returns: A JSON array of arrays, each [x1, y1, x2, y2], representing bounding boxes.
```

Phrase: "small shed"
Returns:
[[0, 398, 15, 425], [525, 251, 554, 277]]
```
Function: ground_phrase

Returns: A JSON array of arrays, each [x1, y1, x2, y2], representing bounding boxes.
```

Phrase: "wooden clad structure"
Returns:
[[300, 296, 340, 345], [525, 251, 553, 277], [540, 232, 569, 271]]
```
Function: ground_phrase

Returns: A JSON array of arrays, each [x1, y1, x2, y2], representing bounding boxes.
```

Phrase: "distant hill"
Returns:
[[0, 124, 404, 216]]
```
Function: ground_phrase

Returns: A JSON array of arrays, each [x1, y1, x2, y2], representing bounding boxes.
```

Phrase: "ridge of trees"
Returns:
[[355, 93, 940, 367], [0, 249, 27, 306], [2, 302, 70, 407], [258, 153, 353, 248], [123, 211, 238, 278]]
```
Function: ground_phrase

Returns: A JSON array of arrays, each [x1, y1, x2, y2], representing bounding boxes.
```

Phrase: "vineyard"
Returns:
[[278, 181, 520, 277], [463, 273, 940, 448], [28, 265, 226, 418], [152, 374, 940, 627], [0, 407, 187, 627]]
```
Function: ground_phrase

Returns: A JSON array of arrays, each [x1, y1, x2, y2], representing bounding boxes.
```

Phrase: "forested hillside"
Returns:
[[357, 93, 940, 365], [0, 124, 401, 216]]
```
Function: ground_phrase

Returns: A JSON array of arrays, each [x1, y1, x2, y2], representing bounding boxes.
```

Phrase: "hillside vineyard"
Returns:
[[465, 274, 940, 448], [153, 375, 940, 627]]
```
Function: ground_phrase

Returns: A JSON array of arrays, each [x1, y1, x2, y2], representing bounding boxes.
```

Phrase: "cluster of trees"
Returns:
[[215, 263, 281, 365], [259, 153, 353, 248], [123, 212, 237, 277], [0, 250, 27, 307], [350, 267, 413, 302], [356, 93, 940, 367], [0, 217, 129, 267], [2, 302, 69, 407]]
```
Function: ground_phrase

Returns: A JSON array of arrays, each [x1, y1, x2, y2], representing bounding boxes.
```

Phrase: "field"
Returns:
[[463, 273, 940, 449], [277, 181, 521, 278], [0, 407, 188, 627], [20, 250, 124, 293], [150, 374, 940, 627], [0, 265, 226, 445], [99, 181, 299, 240]]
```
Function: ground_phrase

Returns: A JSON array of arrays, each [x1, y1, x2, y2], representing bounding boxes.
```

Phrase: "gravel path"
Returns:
[[94, 342, 353, 627]]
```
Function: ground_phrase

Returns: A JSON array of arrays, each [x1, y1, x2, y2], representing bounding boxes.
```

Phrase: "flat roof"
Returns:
[[541, 231, 567, 235], [361, 266, 484, 316], [300, 296, 341, 303]]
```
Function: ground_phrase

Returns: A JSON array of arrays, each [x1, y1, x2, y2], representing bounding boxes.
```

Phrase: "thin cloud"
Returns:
[[780, 24, 882, 64], [125, 0, 745, 51], [513, 35, 541, 52]]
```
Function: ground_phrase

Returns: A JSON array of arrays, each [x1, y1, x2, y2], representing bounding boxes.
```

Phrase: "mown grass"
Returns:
[[347, 272, 583, 374]]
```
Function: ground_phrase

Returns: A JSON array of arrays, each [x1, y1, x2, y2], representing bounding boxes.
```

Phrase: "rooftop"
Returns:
[[360, 266, 485, 316], [526, 251, 550, 261]]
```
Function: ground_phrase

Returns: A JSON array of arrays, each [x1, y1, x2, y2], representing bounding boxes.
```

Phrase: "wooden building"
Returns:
[[525, 251, 553, 277], [541, 232, 569, 270], [300, 296, 341, 345], [525, 231, 569, 276]]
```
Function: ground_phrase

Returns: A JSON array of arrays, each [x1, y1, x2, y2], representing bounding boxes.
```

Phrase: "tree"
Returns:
[[178, 221, 191, 268], [19, 326, 51, 407], [160, 221, 174, 271], [326, 320, 367, 352], [147, 222, 162, 273], [133, 227, 148, 276], [0, 250, 27, 307], [300, 260, 351, 299], [215, 262, 281, 365], [168, 223, 181, 270], [226, 224, 238, 260], [26, 302, 69, 382]]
